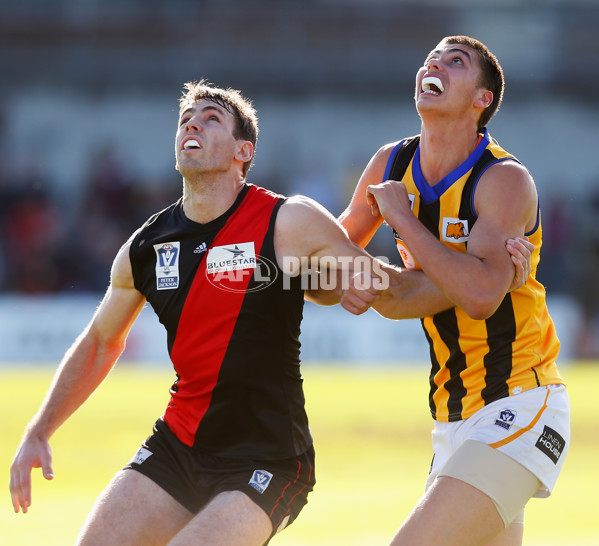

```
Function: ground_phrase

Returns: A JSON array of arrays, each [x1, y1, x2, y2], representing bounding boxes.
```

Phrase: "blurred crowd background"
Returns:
[[0, 0, 598, 359]]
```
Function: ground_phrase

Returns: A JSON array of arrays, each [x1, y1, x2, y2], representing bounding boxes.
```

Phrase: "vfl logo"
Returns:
[[154, 242, 180, 290], [535, 425, 565, 464], [442, 218, 469, 243], [494, 409, 517, 430], [249, 470, 273, 494]]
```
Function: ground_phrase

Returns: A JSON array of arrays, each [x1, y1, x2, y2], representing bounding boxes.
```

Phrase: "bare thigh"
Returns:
[[76, 469, 194, 546], [169, 490, 273, 546], [485, 522, 524, 546], [389, 476, 510, 546]]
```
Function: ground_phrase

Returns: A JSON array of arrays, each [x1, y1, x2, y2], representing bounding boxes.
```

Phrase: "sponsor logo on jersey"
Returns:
[[442, 218, 469, 243], [393, 228, 419, 270], [130, 446, 153, 465], [205, 242, 279, 293], [394, 237, 419, 270], [392, 195, 417, 269], [249, 469, 273, 494], [154, 242, 180, 290], [206, 252, 279, 294], [535, 425, 565, 464], [193, 242, 207, 254], [206, 242, 257, 273], [494, 408, 517, 430]]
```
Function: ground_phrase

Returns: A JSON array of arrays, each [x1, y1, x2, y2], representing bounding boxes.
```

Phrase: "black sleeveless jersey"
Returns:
[[129, 184, 311, 459]]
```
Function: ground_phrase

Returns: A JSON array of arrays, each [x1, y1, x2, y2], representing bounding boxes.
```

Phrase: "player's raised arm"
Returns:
[[9, 240, 146, 514], [338, 143, 395, 248]]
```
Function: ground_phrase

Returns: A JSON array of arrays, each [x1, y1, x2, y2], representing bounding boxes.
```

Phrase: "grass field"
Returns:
[[1, 362, 598, 545]]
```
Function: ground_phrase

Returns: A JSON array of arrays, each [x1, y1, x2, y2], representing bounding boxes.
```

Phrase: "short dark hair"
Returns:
[[179, 80, 259, 178], [441, 36, 504, 130]]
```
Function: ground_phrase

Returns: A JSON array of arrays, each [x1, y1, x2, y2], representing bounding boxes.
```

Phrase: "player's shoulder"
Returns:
[[483, 158, 535, 190], [376, 139, 410, 161], [475, 159, 538, 218], [110, 238, 136, 289], [276, 195, 342, 248], [279, 194, 335, 222], [368, 136, 419, 175]]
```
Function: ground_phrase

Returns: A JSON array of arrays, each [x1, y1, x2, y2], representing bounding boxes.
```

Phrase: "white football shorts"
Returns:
[[427, 384, 570, 499]]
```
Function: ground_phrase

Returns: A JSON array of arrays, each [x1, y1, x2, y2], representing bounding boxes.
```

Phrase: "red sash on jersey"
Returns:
[[165, 186, 279, 446]]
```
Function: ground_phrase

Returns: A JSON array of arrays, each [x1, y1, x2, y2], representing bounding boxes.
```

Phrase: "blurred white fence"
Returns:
[[0, 293, 581, 366]]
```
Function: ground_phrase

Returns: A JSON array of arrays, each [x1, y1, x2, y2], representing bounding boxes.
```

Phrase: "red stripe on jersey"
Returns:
[[165, 186, 279, 446]]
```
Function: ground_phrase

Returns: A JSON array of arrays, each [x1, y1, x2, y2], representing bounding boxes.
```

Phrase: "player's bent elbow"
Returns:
[[461, 296, 501, 321], [465, 306, 494, 321], [454, 278, 508, 320]]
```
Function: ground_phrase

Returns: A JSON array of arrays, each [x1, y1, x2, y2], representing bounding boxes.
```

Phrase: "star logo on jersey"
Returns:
[[206, 242, 256, 274], [225, 245, 246, 259], [205, 242, 279, 293]]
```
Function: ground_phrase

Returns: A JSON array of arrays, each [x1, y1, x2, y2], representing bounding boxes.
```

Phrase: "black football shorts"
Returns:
[[123, 418, 316, 539]]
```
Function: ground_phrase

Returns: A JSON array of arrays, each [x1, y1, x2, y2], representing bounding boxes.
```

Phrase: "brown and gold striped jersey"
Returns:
[[384, 130, 564, 421]]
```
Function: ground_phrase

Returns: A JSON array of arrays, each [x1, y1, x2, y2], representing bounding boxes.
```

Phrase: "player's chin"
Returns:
[[415, 96, 442, 112], [176, 160, 202, 178]]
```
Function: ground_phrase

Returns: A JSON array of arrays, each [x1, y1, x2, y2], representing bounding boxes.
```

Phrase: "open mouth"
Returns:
[[421, 76, 444, 96], [183, 138, 201, 150]]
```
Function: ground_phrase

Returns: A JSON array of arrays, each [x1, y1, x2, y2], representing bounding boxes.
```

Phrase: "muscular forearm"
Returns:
[[26, 327, 123, 440], [391, 216, 510, 319], [373, 266, 454, 319], [305, 288, 341, 306]]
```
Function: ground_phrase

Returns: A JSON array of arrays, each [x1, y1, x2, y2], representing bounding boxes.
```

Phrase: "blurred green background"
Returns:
[[2, 363, 597, 545]]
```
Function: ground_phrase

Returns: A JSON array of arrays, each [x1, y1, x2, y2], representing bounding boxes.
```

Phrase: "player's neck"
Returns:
[[418, 120, 481, 186], [181, 175, 245, 224]]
